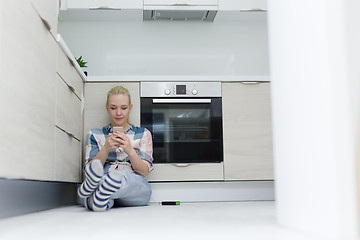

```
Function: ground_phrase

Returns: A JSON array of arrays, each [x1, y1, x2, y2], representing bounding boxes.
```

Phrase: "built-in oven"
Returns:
[[140, 82, 223, 181]]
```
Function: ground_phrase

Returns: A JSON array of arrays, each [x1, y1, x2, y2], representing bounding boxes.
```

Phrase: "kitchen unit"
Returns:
[[55, 41, 84, 182], [62, 0, 272, 182], [222, 82, 273, 180], [83, 78, 273, 182], [0, 0, 84, 182], [0, 0, 273, 218], [1, 1, 272, 183], [59, 0, 267, 19]]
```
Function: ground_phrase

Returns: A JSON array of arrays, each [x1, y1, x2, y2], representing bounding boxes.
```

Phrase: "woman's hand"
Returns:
[[113, 132, 133, 154], [104, 133, 122, 152]]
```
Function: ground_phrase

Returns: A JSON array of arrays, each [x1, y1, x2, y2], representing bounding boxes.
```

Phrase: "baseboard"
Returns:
[[149, 180, 275, 203], [0, 179, 274, 218], [0, 178, 77, 219]]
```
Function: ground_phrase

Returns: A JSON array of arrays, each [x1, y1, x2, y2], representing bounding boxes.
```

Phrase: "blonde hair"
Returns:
[[106, 85, 131, 106]]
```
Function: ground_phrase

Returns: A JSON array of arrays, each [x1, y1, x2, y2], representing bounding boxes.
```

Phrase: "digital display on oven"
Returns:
[[176, 85, 186, 95]]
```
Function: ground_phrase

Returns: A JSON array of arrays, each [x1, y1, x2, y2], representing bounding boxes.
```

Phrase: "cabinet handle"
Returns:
[[240, 81, 262, 85], [89, 6, 122, 10], [30, 3, 51, 32], [171, 4, 191, 6], [40, 17, 51, 31], [68, 85, 76, 93], [153, 99, 211, 103], [67, 132, 74, 138], [55, 126, 80, 142], [174, 164, 190, 167], [239, 9, 266, 12]]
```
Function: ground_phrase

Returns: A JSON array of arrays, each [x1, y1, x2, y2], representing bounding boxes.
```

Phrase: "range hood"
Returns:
[[143, 0, 218, 22]]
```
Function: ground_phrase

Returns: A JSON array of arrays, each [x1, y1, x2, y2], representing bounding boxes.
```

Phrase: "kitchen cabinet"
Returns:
[[83, 82, 140, 146], [55, 48, 83, 140], [52, 44, 84, 183], [60, 0, 143, 21], [54, 73, 83, 182], [0, 0, 83, 182], [55, 36, 85, 183], [218, 0, 267, 11], [55, 127, 81, 182], [0, 1, 57, 180], [56, 45, 84, 100], [55, 74, 82, 140], [222, 82, 273, 180], [65, 0, 143, 9]]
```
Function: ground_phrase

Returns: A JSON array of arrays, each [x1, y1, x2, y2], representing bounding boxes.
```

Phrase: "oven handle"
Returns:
[[174, 164, 191, 167], [152, 99, 211, 103]]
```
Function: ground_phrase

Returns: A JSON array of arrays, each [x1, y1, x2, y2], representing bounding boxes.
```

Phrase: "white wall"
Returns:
[[268, 0, 360, 238], [58, 14, 269, 76]]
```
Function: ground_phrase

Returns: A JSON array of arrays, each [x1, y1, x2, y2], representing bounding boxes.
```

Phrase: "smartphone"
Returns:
[[113, 126, 123, 133]]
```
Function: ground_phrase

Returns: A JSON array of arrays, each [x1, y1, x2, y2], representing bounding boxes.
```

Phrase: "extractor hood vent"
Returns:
[[144, 9, 217, 21], [143, 0, 218, 22]]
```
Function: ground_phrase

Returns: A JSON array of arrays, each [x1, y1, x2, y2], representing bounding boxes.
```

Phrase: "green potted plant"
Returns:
[[75, 56, 88, 76]]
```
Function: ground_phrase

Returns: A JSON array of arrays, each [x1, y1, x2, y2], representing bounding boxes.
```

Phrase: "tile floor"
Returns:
[[0, 201, 325, 240]]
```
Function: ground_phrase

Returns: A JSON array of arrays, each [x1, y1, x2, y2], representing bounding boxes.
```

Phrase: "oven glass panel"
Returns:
[[141, 98, 223, 164]]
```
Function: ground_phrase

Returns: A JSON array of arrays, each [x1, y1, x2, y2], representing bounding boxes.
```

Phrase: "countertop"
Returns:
[[56, 34, 87, 82]]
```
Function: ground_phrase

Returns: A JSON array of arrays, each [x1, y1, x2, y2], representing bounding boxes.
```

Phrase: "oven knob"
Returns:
[[192, 89, 198, 95], [164, 89, 171, 95]]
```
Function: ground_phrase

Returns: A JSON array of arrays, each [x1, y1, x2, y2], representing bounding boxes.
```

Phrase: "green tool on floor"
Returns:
[[161, 201, 180, 205]]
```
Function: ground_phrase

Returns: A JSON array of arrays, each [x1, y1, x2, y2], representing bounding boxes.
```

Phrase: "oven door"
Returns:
[[141, 97, 223, 164]]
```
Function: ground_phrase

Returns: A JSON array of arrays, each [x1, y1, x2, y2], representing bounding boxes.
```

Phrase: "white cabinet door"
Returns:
[[0, 1, 56, 181], [219, 0, 267, 11], [55, 128, 81, 182], [55, 45, 84, 183], [83, 82, 140, 143], [222, 82, 273, 180], [55, 75, 82, 140], [31, 0, 59, 38], [66, 0, 143, 9], [56, 44, 84, 99]]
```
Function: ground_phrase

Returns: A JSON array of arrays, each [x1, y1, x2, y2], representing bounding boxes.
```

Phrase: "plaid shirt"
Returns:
[[85, 124, 154, 174]]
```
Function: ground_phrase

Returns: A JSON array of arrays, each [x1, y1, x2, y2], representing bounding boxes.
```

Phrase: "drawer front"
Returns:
[[146, 163, 224, 182], [56, 45, 84, 99], [55, 127, 81, 182], [56, 75, 82, 140]]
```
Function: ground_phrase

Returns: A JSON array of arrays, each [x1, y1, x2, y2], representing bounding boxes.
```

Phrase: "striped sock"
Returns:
[[91, 170, 123, 212], [77, 159, 103, 198]]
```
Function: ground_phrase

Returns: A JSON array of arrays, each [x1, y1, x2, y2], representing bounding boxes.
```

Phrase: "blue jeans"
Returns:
[[79, 171, 152, 210]]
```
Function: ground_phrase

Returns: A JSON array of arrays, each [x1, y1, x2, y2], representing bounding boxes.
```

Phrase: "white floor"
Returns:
[[0, 201, 325, 240]]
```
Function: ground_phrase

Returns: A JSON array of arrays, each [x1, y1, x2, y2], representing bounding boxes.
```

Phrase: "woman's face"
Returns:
[[106, 94, 132, 127]]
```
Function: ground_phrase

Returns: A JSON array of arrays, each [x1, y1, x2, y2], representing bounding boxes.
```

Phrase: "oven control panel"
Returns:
[[141, 82, 221, 97]]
